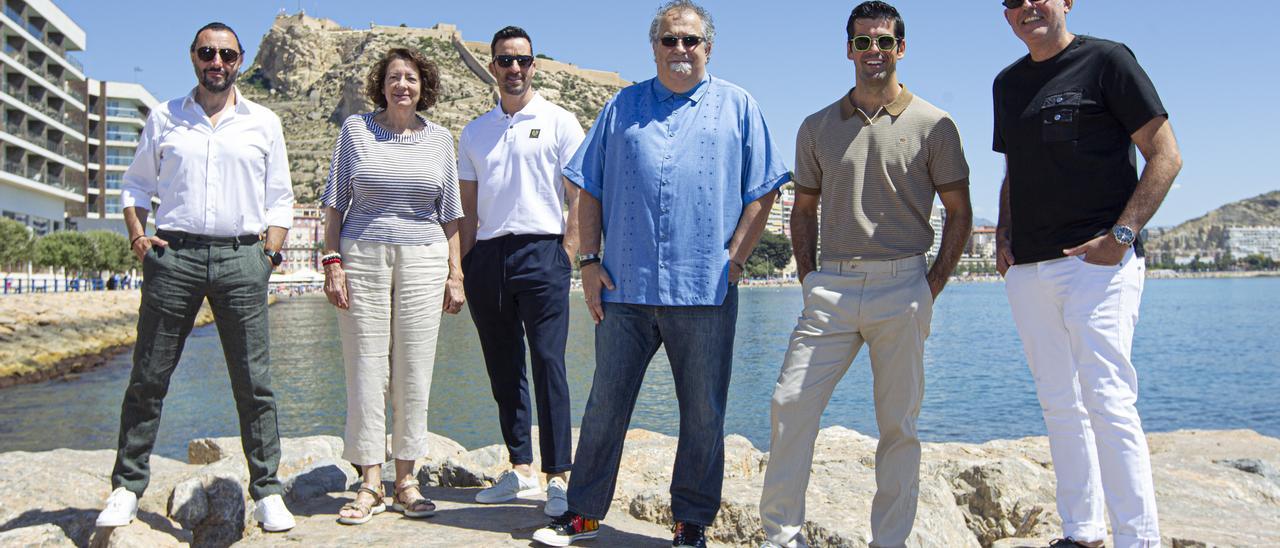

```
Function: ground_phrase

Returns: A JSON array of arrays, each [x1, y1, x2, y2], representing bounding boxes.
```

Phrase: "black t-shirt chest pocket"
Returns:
[[1040, 90, 1082, 143]]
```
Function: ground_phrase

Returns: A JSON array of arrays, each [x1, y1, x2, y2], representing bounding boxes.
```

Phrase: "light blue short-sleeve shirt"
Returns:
[[564, 75, 791, 306]]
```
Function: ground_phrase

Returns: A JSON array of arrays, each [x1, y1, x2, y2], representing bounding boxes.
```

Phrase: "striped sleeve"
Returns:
[[927, 115, 970, 191], [435, 132, 464, 224], [321, 116, 358, 212]]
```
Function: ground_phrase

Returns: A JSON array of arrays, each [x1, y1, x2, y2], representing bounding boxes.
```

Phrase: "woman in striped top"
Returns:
[[320, 47, 464, 525]]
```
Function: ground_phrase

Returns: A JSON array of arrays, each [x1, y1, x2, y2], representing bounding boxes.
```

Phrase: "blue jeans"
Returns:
[[566, 286, 738, 526]]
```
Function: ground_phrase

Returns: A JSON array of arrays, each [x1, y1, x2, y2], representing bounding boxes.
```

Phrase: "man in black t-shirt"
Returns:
[[993, 2, 1182, 548]]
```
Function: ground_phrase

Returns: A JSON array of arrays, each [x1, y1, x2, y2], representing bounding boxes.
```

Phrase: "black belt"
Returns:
[[157, 230, 260, 247]]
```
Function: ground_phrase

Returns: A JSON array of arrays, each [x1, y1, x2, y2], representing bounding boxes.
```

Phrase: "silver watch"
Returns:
[[1112, 225, 1136, 247]]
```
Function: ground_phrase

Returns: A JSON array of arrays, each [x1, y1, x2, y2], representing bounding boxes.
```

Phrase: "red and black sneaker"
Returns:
[[672, 521, 707, 547], [532, 512, 600, 546]]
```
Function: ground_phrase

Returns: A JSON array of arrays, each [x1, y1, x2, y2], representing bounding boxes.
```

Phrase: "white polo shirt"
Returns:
[[458, 93, 585, 240]]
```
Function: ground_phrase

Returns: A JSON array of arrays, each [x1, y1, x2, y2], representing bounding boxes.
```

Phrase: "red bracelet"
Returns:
[[322, 257, 343, 266]]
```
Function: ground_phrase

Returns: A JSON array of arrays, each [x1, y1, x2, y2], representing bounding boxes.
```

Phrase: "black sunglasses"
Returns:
[[850, 34, 899, 52], [659, 35, 703, 49], [494, 55, 534, 68], [195, 46, 241, 63], [1001, 0, 1048, 8]]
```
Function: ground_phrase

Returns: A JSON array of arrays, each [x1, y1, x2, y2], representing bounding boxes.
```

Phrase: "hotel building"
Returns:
[[0, 0, 86, 235], [72, 79, 157, 233]]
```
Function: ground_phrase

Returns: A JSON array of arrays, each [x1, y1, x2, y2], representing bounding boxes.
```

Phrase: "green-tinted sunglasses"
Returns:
[[850, 34, 899, 52]]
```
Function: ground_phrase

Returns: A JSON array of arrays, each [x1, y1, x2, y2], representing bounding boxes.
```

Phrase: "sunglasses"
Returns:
[[494, 55, 534, 68], [195, 47, 241, 64], [1001, 0, 1049, 8], [659, 35, 704, 49], [850, 34, 900, 52]]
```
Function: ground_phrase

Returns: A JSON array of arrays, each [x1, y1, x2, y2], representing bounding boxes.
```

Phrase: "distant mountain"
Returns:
[[973, 217, 996, 227], [239, 13, 628, 202], [1146, 190, 1280, 260]]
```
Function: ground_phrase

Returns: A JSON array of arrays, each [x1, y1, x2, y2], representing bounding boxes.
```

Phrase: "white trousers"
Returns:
[[1005, 251, 1159, 547], [761, 256, 932, 548], [337, 239, 448, 466]]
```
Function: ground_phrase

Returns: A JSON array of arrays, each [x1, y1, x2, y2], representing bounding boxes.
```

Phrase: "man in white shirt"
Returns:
[[457, 25, 585, 518], [96, 22, 296, 533]]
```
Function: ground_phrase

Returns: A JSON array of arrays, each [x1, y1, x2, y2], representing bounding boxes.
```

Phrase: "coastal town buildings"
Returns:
[[281, 205, 323, 273], [764, 183, 795, 237], [70, 79, 157, 234], [0, 0, 87, 236], [1226, 226, 1280, 260]]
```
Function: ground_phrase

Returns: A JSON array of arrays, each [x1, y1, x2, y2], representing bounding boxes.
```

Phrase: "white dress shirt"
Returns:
[[121, 87, 294, 236], [457, 93, 584, 240]]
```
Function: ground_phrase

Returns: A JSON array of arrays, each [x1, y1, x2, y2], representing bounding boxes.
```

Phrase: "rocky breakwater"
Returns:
[[1, 427, 1277, 547], [0, 291, 219, 388]]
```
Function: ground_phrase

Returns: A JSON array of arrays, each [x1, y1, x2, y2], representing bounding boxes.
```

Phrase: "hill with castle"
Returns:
[[239, 13, 629, 202]]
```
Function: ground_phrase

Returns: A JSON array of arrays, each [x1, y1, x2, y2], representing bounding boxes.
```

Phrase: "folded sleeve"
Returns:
[[562, 96, 616, 201], [262, 112, 295, 229], [740, 96, 792, 204], [119, 110, 163, 210]]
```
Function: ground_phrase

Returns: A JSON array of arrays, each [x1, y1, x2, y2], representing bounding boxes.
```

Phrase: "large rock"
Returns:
[[2, 429, 1278, 547]]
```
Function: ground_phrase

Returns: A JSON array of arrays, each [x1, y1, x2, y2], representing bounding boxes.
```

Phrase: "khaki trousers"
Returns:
[[337, 239, 448, 466], [761, 255, 932, 548]]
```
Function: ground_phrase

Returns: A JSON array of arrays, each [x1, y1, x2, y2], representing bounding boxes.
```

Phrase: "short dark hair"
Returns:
[[490, 26, 533, 56], [190, 22, 244, 54], [846, 1, 905, 41], [365, 48, 440, 112]]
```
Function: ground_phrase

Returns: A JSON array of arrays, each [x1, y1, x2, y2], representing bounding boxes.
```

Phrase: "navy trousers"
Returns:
[[462, 234, 573, 473]]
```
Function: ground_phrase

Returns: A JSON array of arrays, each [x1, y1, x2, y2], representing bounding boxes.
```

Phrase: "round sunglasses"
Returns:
[[850, 34, 899, 52]]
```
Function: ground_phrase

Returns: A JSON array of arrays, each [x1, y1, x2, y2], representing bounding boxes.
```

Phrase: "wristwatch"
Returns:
[[576, 252, 601, 268], [264, 249, 283, 267], [1111, 225, 1136, 247]]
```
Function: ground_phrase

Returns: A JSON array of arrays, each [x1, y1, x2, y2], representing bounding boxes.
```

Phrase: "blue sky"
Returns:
[[61, 1, 1278, 227]]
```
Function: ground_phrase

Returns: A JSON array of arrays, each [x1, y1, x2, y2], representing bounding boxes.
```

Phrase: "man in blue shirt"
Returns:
[[532, 1, 790, 546]]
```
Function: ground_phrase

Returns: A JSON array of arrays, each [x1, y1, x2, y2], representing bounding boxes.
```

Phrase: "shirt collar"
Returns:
[[492, 91, 546, 119], [839, 84, 913, 122], [182, 86, 251, 117], [651, 75, 712, 104]]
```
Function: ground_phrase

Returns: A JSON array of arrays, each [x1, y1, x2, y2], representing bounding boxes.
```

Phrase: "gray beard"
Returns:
[[668, 61, 693, 75]]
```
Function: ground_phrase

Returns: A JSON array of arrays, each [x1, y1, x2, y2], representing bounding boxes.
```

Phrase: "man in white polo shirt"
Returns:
[[458, 25, 585, 518]]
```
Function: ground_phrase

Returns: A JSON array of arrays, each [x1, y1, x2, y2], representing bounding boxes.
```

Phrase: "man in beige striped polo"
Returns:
[[758, 2, 972, 546]]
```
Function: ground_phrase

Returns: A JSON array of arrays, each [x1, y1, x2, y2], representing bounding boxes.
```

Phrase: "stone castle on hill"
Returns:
[[242, 12, 629, 202]]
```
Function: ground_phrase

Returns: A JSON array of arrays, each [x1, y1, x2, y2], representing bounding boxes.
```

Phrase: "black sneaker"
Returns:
[[672, 521, 707, 548], [532, 512, 600, 546], [1049, 539, 1102, 548]]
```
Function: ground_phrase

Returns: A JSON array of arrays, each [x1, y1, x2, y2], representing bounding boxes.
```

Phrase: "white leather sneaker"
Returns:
[[253, 494, 296, 532], [95, 487, 138, 528], [475, 470, 542, 503], [544, 477, 568, 517]]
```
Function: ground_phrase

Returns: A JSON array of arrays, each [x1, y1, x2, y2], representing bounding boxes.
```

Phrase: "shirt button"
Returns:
[[1056, 97, 1064, 103], [1054, 114, 1062, 121]]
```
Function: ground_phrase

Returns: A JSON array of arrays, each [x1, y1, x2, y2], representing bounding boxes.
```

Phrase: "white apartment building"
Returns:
[[0, 0, 86, 235], [1226, 226, 1280, 260], [282, 205, 323, 273], [765, 183, 795, 237], [71, 79, 157, 233]]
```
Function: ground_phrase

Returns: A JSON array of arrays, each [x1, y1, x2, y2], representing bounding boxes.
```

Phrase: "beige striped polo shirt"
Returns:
[[794, 85, 969, 261]]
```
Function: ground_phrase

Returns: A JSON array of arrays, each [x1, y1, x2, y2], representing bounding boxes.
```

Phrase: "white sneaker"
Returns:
[[475, 470, 542, 504], [253, 494, 296, 532], [95, 487, 138, 528], [544, 477, 568, 517]]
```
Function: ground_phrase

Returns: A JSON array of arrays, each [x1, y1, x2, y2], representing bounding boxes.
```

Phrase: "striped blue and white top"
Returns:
[[321, 112, 464, 246]]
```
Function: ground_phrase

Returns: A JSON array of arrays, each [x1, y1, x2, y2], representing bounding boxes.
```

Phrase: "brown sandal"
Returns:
[[337, 483, 386, 525], [392, 478, 436, 518]]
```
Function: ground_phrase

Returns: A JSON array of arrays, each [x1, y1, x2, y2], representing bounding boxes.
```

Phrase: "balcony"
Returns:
[[105, 107, 142, 120], [1, 158, 77, 194], [105, 154, 132, 167], [105, 131, 139, 143], [3, 118, 84, 164]]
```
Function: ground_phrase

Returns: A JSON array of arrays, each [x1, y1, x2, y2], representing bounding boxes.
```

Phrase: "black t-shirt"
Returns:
[[993, 35, 1167, 264]]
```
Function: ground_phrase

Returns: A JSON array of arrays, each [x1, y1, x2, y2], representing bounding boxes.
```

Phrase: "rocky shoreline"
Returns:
[[0, 291, 279, 389], [0, 427, 1275, 547]]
